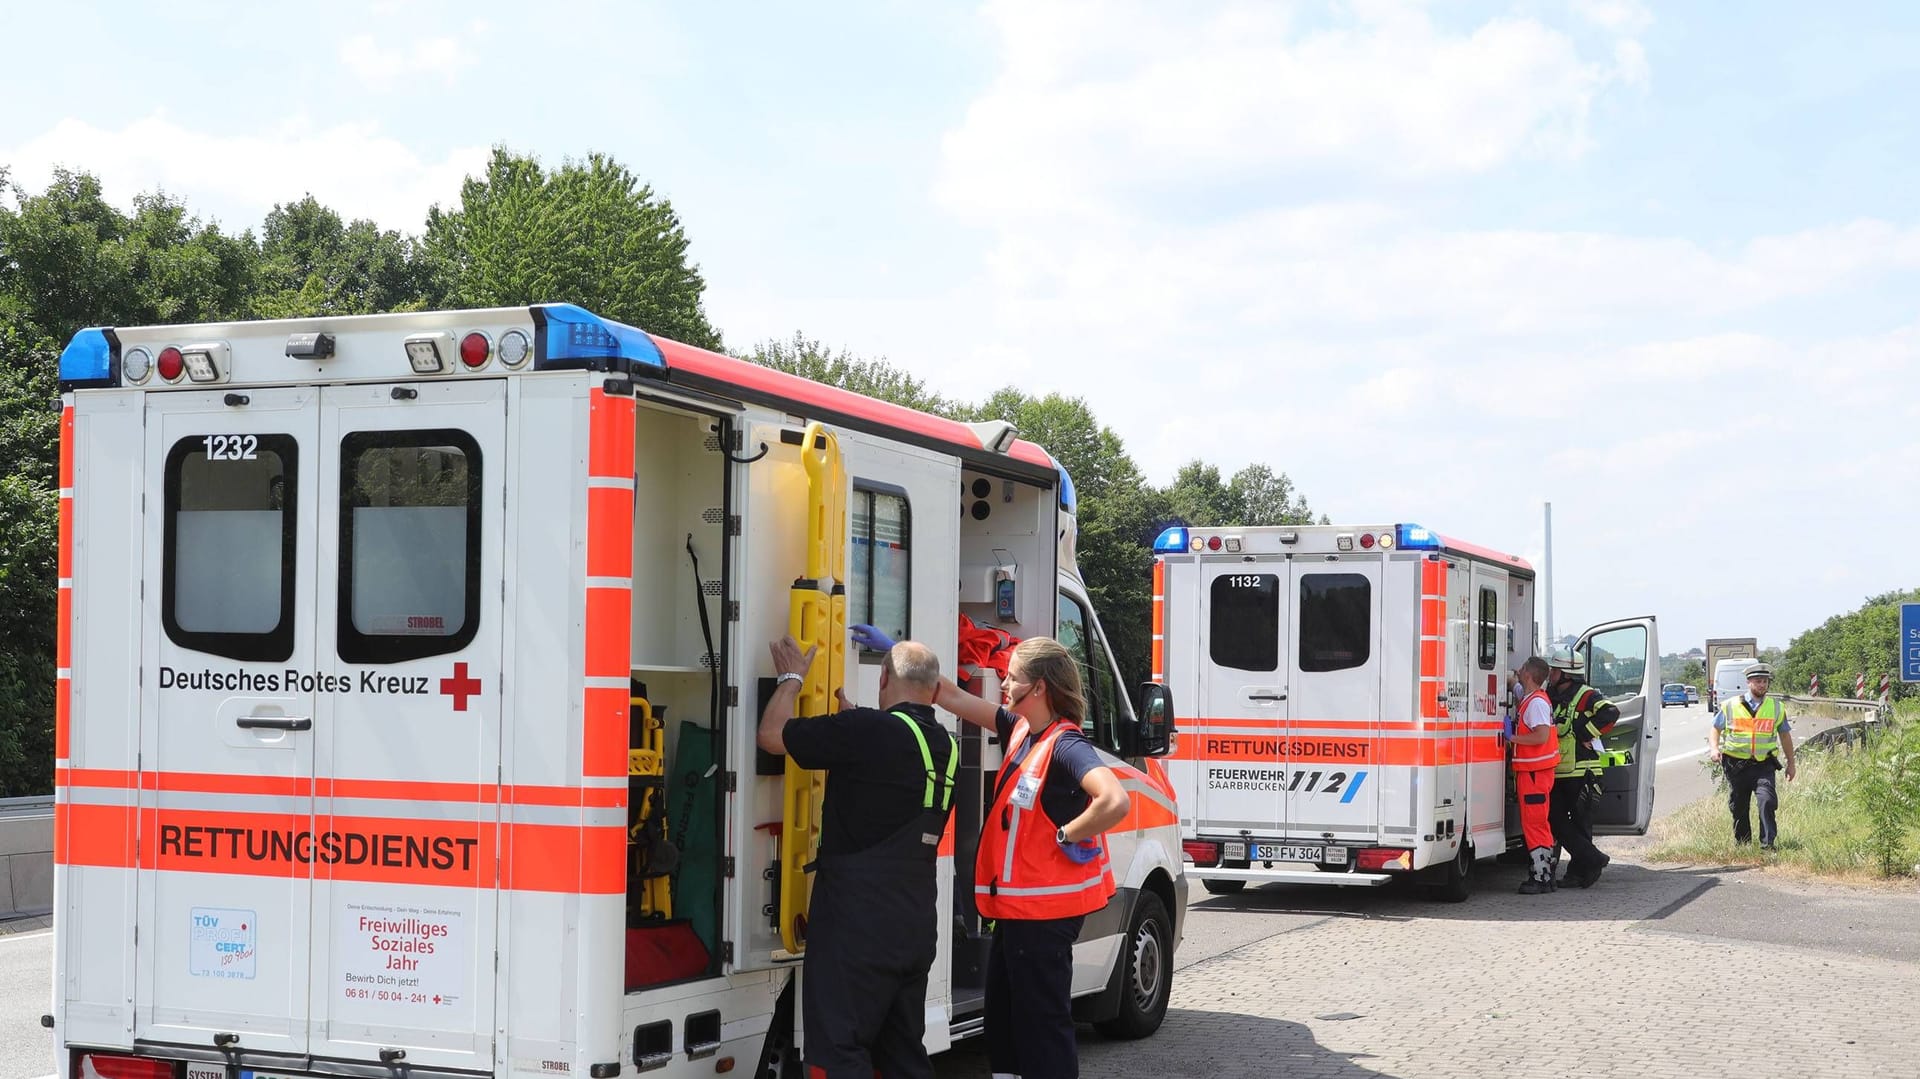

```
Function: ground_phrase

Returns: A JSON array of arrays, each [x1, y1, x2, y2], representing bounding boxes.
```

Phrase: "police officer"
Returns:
[[1709, 662, 1797, 851], [1544, 654, 1620, 888], [757, 633, 958, 1079]]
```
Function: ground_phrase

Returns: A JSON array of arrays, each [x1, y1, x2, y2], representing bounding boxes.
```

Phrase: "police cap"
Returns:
[[1743, 662, 1773, 680]]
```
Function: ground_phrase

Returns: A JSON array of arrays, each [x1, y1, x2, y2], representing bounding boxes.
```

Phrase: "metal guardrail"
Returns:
[[1780, 694, 1896, 751], [0, 795, 54, 819]]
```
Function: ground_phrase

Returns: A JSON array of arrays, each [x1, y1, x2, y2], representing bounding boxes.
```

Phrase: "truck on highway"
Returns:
[[1153, 522, 1661, 901], [48, 304, 1187, 1079], [1703, 637, 1758, 710]]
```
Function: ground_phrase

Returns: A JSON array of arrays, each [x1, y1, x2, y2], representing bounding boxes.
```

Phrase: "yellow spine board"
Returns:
[[628, 695, 672, 918], [779, 423, 846, 954]]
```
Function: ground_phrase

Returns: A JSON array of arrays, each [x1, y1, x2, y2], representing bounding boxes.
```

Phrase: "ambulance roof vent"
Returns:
[[965, 419, 1018, 455]]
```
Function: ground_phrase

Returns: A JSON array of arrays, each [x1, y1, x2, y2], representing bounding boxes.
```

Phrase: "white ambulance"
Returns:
[[1152, 523, 1660, 901], [48, 304, 1186, 1079]]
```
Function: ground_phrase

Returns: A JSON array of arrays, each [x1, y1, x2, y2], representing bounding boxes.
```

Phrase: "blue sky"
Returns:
[[5, 0, 1918, 662]]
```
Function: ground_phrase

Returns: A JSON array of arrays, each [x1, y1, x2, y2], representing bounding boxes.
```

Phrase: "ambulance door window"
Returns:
[[1586, 626, 1647, 701], [336, 429, 482, 663], [849, 485, 911, 644], [1476, 587, 1499, 670], [1297, 573, 1370, 672], [1210, 573, 1280, 671], [162, 433, 300, 661], [1056, 592, 1120, 745]]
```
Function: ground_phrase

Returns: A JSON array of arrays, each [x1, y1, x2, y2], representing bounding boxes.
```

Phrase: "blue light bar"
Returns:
[[1052, 456, 1078, 515], [530, 303, 665, 372], [1153, 526, 1189, 553], [58, 327, 117, 387], [1396, 523, 1440, 550]]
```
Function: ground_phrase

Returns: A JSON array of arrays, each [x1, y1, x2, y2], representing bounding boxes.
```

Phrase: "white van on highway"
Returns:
[[1713, 658, 1756, 712]]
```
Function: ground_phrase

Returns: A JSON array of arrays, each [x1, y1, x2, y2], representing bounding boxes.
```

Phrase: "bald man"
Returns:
[[759, 636, 959, 1079]]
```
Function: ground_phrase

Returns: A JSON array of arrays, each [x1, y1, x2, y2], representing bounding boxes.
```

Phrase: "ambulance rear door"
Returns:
[[1578, 617, 1661, 835], [135, 387, 320, 1055], [306, 379, 506, 1068], [1195, 561, 1291, 835], [1284, 560, 1383, 843]]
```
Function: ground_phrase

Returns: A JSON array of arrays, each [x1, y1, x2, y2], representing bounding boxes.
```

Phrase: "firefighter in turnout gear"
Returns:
[[1545, 654, 1622, 888], [1507, 656, 1561, 894]]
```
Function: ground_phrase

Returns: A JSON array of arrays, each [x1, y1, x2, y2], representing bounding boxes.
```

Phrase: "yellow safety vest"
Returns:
[[1554, 686, 1611, 778], [1720, 696, 1784, 761]]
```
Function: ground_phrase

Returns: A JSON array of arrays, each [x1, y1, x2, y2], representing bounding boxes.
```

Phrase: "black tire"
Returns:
[[1422, 843, 1473, 903], [1094, 891, 1173, 1040], [1200, 878, 1245, 895]]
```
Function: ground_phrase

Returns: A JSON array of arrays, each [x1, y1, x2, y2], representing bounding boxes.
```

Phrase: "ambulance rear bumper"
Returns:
[[1192, 866, 1392, 887]]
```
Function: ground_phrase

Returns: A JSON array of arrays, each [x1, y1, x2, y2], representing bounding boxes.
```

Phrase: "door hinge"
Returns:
[[721, 856, 735, 878], [724, 600, 740, 622], [725, 686, 738, 708], [720, 941, 734, 964], [723, 771, 738, 794], [725, 515, 741, 536]]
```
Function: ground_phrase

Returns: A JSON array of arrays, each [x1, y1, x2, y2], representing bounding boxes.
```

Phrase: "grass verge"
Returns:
[[1645, 700, 1920, 880]]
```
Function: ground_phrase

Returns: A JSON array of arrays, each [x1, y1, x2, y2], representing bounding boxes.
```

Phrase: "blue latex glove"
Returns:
[[1501, 715, 1518, 741], [850, 624, 897, 652], [1060, 838, 1102, 864]]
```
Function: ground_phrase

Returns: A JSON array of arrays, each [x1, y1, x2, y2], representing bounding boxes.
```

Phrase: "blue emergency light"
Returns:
[[1052, 456, 1078, 515], [531, 303, 666, 372], [1395, 523, 1441, 550], [58, 327, 119, 388], [1152, 526, 1189, 553]]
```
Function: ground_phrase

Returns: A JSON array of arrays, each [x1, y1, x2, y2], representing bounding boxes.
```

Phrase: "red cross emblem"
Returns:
[[440, 662, 483, 711]]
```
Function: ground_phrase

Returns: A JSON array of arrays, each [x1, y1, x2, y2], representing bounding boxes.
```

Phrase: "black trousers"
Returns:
[[1724, 757, 1780, 846], [986, 915, 1085, 1079], [1549, 777, 1603, 875]]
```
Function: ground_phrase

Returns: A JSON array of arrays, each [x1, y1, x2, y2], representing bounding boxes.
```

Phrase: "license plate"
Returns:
[[1252, 843, 1324, 863]]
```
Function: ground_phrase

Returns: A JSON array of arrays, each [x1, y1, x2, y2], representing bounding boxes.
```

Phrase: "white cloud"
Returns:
[[937, 0, 1648, 220], [1570, 0, 1654, 36], [338, 32, 479, 91], [2, 114, 488, 232]]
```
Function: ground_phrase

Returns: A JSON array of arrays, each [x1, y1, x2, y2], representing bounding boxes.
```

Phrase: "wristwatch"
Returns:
[[775, 672, 803, 688], [1056, 826, 1070, 845]]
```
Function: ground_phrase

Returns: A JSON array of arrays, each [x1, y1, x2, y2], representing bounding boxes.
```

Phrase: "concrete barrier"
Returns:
[[0, 797, 54, 921]]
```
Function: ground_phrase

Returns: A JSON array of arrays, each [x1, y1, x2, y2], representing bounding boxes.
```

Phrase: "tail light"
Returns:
[[76, 1053, 175, 1079], [1355, 847, 1412, 872], [459, 331, 492, 369], [1182, 839, 1220, 867]]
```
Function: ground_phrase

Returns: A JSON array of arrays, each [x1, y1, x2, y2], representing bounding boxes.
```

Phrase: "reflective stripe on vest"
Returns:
[[1511, 690, 1561, 772], [1554, 686, 1611, 777], [1721, 696, 1784, 760], [892, 709, 959, 811], [973, 719, 1117, 921]]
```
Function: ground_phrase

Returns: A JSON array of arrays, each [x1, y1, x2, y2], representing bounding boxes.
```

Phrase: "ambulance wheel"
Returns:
[[1200, 879, 1245, 895], [1423, 843, 1473, 903], [1095, 891, 1172, 1039]]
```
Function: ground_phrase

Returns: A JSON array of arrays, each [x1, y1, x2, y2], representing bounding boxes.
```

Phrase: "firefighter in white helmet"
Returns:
[[1544, 652, 1620, 887]]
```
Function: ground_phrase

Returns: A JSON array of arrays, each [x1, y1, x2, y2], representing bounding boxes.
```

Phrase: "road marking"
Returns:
[[1658, 746, 1713, 765]]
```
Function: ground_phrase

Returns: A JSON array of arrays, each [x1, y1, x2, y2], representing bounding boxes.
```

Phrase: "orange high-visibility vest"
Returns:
[[974, 719, 1117, 921], [1511, 690, 1561, 773]]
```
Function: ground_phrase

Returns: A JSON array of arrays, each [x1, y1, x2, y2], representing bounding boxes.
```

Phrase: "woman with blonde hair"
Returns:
[[937, 636, 1129, 1079]]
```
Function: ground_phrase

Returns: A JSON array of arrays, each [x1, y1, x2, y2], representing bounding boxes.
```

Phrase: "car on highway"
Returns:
[[1685, 685, 1700, 704], [1662, 682, 1689, 707]]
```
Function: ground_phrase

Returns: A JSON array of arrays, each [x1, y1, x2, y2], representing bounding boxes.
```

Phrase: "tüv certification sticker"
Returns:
[[189, 907, 257, 980]]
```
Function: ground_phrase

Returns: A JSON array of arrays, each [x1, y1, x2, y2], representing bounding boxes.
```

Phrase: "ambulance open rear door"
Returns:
[[1576, 617, 1661, 835]]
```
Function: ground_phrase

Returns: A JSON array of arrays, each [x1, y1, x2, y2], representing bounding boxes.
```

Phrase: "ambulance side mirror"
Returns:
[[1127, 683, 1175, 758]]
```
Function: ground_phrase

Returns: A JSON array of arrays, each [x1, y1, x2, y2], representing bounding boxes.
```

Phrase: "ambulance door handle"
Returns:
[[1248, 693, 1287, 702], [237, 716, 312, 732]]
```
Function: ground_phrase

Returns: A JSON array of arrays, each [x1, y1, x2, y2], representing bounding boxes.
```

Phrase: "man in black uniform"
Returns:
[[757, 633, 958, 1079], [1545, 654, 1620, 888]]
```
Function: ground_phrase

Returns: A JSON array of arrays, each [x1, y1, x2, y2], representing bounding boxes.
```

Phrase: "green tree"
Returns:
[[1777, 589, 1919, 701], [1161, 459, 1318, 527], [254, 196, 430, 317], [425, 149, 720, 349], [745, 334, 960, 415]]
